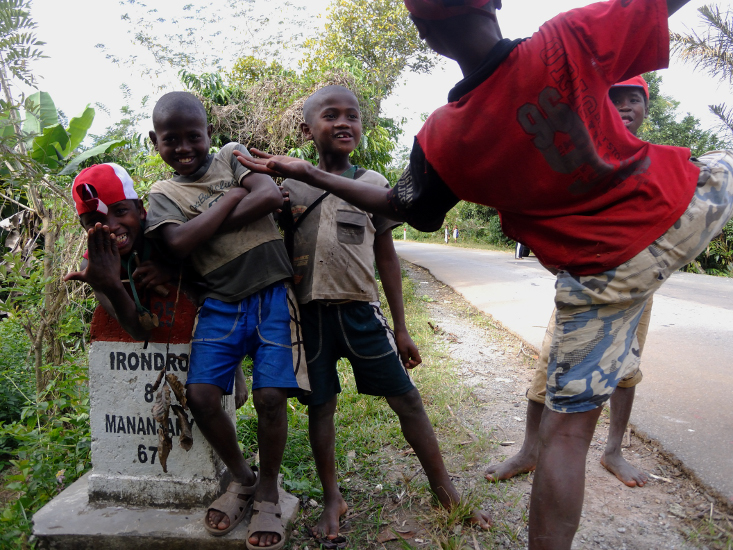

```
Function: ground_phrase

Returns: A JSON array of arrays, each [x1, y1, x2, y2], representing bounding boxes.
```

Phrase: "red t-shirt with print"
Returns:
[[414, 0, 700, 275]]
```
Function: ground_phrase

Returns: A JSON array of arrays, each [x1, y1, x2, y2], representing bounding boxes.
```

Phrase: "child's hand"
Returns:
[[395, 329, 422, 369], [234, 149, 314, 181], [234, 366, 248, 409], [274, 187, 290, 214], [64, 223, 122, 293], [133, 260, 172, 293]]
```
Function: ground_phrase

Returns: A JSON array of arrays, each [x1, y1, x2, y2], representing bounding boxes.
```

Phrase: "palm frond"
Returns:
[[709, 103, 733, 138], [670, 4, 733, 84]]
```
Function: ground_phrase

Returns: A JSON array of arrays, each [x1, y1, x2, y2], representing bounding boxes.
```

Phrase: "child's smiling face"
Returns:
[[303, 89, 363, 157], [80, 199, 146, 257], [150, 110, 213, 177], [609, 87, 648, 136]]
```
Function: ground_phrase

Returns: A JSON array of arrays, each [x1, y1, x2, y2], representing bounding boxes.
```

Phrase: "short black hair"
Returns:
[[302, 85, 359, 125], [152, 91, 208, 129]]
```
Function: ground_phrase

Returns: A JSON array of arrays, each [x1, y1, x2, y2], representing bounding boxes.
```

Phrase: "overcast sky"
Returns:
[[24, 0, 733, 148]]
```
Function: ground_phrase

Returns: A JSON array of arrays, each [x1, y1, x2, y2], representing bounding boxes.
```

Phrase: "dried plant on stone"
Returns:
[[151, 374, 192, 471], [166, 373, 187, 409], [171, 404, 193, 452]]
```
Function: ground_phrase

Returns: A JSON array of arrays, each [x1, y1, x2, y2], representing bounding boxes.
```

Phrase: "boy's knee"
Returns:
[[252, 387, 287, 417], [387, 388, 424, 416], [308, 397, 338, 420], [186, 384, 224, 417]]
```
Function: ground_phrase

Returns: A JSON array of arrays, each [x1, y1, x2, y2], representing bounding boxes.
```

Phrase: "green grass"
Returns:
[[683, 516, 733, 550]]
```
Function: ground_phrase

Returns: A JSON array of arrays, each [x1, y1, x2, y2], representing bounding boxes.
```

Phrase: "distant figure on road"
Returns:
[[403, 226, 407, 240], [453, 225, 459, 242], [444, 225, 450, 244], [515, 242, 530, 259]]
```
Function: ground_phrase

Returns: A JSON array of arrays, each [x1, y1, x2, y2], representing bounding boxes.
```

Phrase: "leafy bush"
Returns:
[[0, 361, 91, 549], [0, 320, 33, 426], [686, 218, 733, 277]]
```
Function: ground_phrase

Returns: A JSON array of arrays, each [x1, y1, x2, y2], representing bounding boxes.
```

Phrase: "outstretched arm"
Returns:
[[233, 149, 402, 221], [64, 223, 149, 341], [374, 230, 421, 369], [667, 0, 690, 16]]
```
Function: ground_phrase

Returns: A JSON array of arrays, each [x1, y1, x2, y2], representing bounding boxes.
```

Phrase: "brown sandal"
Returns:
[[203, 468, 259, 536], [245, 499, 285, 550]]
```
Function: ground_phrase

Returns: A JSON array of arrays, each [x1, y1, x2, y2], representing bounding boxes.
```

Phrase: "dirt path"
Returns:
[[401, 261, 729, 550]]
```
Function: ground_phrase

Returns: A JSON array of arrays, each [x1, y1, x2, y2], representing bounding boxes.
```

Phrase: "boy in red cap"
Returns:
[[236, 1, 733, 548], [65, 163, 173, 341], [487, 75, 653, 489]]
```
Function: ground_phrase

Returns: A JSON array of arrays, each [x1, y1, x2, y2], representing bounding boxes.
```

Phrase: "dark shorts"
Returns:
[[298, 301, 415, 407], [188, 281, 302, 395]]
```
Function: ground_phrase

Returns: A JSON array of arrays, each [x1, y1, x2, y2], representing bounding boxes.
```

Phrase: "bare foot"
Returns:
[[469, 509, 492, 530], [311, 497, 348, 540], [601, 452, 647, 487], [485, 451, 537, 481]]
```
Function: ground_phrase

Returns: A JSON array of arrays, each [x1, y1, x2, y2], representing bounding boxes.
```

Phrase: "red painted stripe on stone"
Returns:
[[90, 285, 197, 344]]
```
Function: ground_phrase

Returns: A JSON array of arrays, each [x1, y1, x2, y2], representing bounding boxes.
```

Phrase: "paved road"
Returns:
[[395, 241, 733, 503]]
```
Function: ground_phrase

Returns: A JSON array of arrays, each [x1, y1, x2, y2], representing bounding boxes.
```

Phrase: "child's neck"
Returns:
[[317, 152, 353, 176], [122, 233, 147, 262]]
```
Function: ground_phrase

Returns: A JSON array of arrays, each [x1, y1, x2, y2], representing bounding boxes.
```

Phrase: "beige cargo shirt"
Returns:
[[282, 170, 400, 304]]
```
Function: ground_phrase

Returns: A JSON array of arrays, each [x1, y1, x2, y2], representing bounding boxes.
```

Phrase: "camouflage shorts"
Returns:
[[546, 150, 733, 413]]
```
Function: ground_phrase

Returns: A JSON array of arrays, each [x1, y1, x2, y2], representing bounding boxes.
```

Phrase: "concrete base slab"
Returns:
[[33, 472, 300, 550]]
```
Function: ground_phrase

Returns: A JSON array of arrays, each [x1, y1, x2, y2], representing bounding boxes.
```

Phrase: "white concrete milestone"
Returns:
[[87, 339, 235, 508]]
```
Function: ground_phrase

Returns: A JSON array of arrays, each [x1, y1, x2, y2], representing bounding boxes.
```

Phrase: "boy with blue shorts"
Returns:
[[257, 85, 490, 544], [237, 1, 733, 548], [145, 92, 308, 549]]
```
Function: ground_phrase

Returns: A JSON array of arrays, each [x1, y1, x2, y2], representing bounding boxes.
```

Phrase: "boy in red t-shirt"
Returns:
[[487, 76, 653, 489], [236, 1, 733, 548]]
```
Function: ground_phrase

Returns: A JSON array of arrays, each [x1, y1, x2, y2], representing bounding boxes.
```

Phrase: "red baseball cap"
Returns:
[[72, 163, 138, 216], [404, 0, 494, 20], [611, 75, 649, 100]]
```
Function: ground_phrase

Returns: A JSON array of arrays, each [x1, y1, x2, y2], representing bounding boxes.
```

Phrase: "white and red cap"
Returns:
[[72, 163, 138, 216], [404, 0, 494, 20]]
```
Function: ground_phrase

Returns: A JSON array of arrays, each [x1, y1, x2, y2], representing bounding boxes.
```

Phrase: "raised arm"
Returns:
[[233, 149, 401, 221], [667, 0, 690, 16], [374, 230, 421, 369]]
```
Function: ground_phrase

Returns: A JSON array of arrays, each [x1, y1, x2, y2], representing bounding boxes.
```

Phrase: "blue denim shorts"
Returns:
[[297, 301, 414, 407], [187, 281, 302, 395]]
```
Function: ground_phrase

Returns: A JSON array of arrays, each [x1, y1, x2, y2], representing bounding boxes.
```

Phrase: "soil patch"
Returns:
[[402, 261, 731, 550]]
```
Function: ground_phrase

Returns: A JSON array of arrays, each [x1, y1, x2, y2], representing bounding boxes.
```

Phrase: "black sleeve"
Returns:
[[386, 138, 459, 232]]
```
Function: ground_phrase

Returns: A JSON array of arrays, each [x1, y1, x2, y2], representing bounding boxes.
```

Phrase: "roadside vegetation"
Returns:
[[1, 1, 733, 549]]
